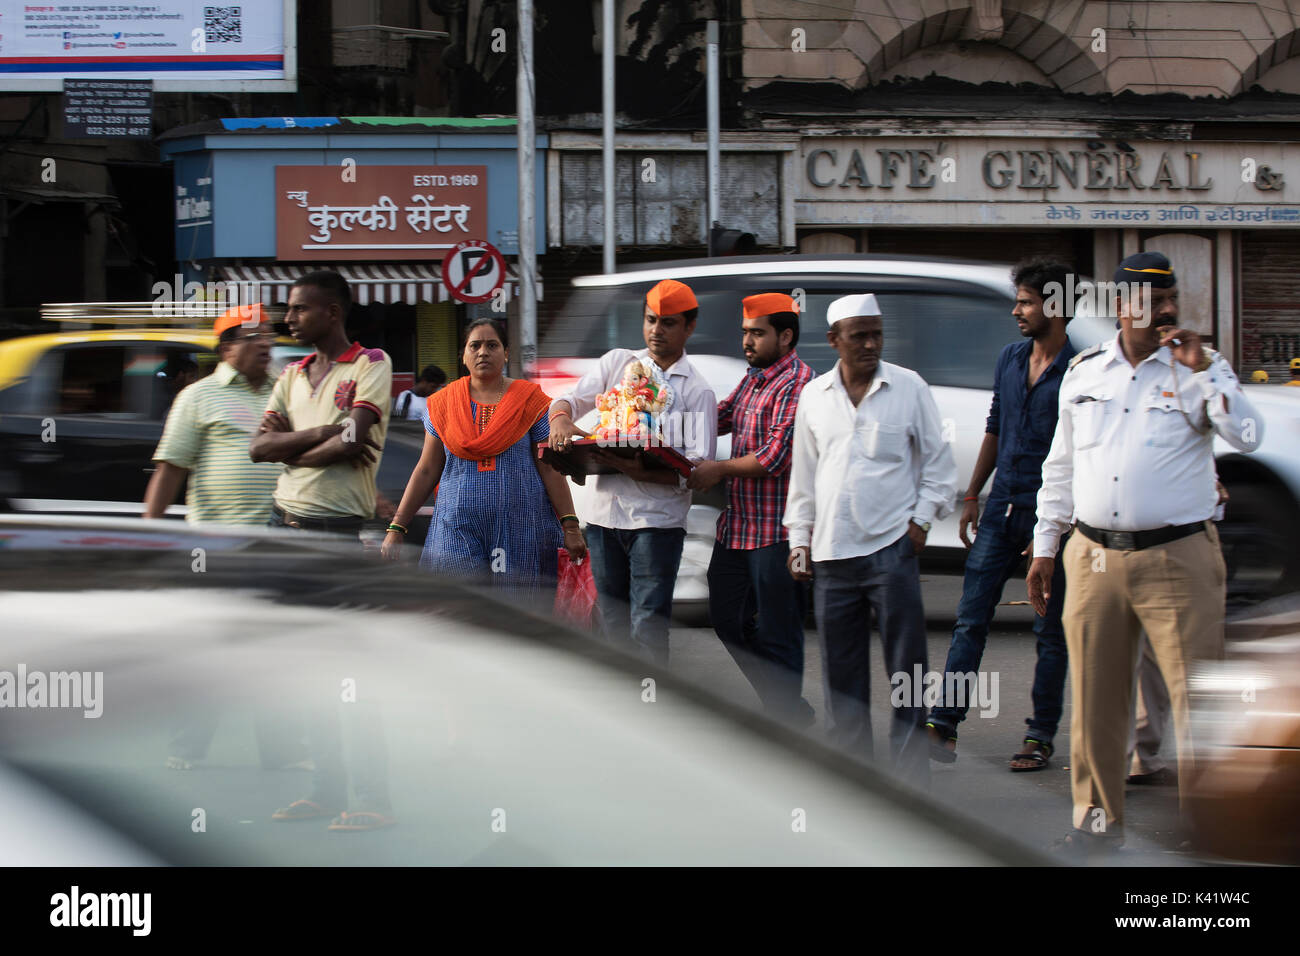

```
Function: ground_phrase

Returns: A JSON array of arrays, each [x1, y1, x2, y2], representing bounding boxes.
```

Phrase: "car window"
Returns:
[[58, 345, 130, 415], [556, 276, 1017, 388], [795, 291, 1014, 388], [53, 343, 213, 419], [142, 346, 214, 420]]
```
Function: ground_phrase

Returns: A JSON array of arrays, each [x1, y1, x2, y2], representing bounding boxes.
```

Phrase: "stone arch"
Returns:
[[838, 0, 1104, 94], [883, 40, 1055, 87], [1240, 27, 1300, 94]]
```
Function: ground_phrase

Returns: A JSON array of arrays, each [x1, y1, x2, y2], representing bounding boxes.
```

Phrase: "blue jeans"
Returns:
[[813, 534, 929, 786], [586, 524, 686, 667], [929, 504, 1068, 745], [707, 540, 807, 717]]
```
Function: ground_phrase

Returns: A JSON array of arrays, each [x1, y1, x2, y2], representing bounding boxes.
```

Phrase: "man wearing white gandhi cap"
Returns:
[[783, 291, 958, 782], [825, 292, 882, 325]]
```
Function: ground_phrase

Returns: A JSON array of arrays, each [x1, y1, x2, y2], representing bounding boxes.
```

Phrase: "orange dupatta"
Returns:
[[426, 376, 551, 469]]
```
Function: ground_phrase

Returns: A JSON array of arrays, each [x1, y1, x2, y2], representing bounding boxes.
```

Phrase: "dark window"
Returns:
[[58, 346, 129, 415]]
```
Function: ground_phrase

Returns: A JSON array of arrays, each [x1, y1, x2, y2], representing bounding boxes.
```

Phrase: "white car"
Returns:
[[537, 255, 1300, 613]]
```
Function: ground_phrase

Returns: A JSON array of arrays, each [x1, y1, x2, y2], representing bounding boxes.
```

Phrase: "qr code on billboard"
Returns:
[[204, 6, 242, 43]]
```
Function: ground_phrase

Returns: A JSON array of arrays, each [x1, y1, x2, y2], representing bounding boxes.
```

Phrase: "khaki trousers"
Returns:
[[1061, 523, 1225, 837]]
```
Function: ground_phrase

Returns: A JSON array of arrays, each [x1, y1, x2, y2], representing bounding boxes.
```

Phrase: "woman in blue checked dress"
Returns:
[[381, 318, 586, 595]]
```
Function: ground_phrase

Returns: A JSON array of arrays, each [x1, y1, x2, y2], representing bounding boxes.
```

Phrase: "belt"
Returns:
[[1075, 520, 1206, 552], [272, 504, 364, 535]]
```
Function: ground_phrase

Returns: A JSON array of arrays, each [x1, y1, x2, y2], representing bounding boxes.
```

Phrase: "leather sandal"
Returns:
[[1010, 738, 1053, 772]]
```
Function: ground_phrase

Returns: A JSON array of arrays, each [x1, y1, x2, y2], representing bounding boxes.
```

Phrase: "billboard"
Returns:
[[276, 165, 489, 261], [0, 1, 296, 92]]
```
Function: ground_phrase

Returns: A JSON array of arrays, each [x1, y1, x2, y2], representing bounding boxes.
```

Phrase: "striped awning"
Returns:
[[217, 261, 542, 306]]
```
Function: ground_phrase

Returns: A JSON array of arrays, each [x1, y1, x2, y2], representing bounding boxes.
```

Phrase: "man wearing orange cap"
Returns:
[[548, 278, 718, 666], [144, 302, 282, 524], [144, 301, 310, 775], [687, 292, 815, 724]]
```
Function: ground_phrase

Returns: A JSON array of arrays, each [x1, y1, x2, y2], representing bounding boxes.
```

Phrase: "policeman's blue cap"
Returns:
[[1115, 251, 1176, 289]]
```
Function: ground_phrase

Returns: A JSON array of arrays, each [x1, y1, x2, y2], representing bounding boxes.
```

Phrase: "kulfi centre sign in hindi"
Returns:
[[275, 166, 488, 262]]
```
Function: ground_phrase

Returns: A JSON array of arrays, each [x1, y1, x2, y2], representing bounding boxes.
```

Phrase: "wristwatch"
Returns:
[[915, 520, 931, 533]]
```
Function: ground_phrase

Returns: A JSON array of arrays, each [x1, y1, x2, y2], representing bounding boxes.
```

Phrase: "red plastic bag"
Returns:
[[554, 548, 598, 630]]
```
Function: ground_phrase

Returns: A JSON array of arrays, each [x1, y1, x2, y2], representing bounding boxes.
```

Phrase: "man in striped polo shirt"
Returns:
[[145, 302, 310, 774], [144, 303, 281, 524]]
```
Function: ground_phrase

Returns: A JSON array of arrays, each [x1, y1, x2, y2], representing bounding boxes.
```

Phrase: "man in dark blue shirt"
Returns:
[[927, 258, 1076, 771]]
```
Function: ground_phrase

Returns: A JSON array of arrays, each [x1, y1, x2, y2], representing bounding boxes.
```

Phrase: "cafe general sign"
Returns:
[[276, 165, 487, 261], [798, 139, 1300, 228]]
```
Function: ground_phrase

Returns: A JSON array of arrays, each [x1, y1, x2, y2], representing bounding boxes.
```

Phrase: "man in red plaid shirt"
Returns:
[[688, 293, 815, 725]]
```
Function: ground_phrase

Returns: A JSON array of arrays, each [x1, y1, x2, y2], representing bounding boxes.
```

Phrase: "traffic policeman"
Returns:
[[1027, 251, 1264, 854]]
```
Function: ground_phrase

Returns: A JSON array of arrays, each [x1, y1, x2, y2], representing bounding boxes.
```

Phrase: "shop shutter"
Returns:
[[1240, 231, 1300, 379]]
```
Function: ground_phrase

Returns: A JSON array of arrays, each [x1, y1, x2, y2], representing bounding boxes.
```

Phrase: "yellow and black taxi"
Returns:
[[0, 303, 315, 515]]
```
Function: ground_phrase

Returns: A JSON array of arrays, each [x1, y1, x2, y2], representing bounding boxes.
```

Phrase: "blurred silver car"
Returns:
[[0, 514, 1054, 866]]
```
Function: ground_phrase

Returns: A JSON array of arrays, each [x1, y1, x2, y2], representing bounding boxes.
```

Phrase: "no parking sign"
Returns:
[[442, 240, 506, 304]]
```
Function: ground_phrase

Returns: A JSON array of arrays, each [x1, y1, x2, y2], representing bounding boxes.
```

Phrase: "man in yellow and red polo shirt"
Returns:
[[249, 269, 396, 832], [250, 270, 392, 538]]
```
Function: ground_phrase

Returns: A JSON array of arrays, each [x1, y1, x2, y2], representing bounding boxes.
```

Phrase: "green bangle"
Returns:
[[387, 522, 408, 535], [558, 514, 579, 525]]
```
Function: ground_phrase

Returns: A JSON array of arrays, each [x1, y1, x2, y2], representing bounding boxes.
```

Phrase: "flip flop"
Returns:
[[925, 722, 958, 763], [1010, 738, 1054, 772], [272, 799, 339, 822], [328, 811, 397, 832]]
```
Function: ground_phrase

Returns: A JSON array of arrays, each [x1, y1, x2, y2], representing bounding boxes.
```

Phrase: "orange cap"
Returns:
[[213, 302, 267, 337], [645, 279, 698, 316], [742, 293, 798, 319]]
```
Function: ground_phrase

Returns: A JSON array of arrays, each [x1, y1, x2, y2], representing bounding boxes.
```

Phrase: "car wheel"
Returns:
[[1218, 481, 1300, 610]]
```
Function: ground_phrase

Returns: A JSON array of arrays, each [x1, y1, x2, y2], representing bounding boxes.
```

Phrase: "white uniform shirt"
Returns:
[[784, 360, 958, 562], [393, 389, 427, 421], [1032, 335, 1263, 558], [552, 347, 718, 531]]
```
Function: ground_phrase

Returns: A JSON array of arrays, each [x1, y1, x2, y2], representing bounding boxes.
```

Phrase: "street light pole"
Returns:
[[706, 19, 720, 256], [517, 0, 537, 377], [602, 0, 616, 276]]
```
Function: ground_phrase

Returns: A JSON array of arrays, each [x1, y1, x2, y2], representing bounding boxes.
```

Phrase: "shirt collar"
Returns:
[[1052, 338, 1079, 372], [750, 348, 799, 383], [1016, 337, 1077, 376], [823, 359, 891, 395], [637, 347, 694, 379], [1102, 333, 1170, 369], [213, 361, 269, 390], [299, 341, 364, 371]]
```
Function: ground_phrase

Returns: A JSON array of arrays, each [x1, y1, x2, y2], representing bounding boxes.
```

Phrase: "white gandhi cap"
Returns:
[[826, 293, 882, 327]]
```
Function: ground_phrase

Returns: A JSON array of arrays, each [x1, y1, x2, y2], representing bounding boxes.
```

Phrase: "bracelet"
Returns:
[[558, 514, 579, 525], [386, 522, 408, 535], [963, 496, 979, 502]]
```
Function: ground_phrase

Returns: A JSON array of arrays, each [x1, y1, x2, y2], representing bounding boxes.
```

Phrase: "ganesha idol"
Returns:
[[591, 359, 674, 446]]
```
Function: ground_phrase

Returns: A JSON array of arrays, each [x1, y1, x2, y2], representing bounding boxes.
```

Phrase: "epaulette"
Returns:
[[1067, 344, 1103, 370]]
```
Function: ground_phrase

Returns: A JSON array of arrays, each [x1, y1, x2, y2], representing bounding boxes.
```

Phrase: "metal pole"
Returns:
[[706, 19, 720, 254], [518, 0, 537, 377], [602, 0, 615, 275]]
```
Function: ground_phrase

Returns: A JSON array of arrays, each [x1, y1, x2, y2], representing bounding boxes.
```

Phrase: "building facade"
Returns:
[[541, 0, 1300, 377]]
